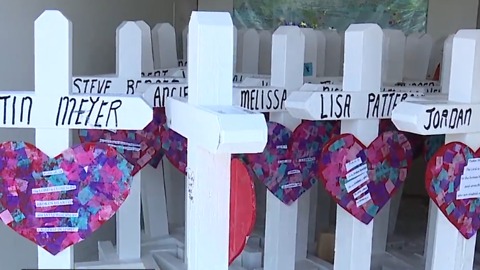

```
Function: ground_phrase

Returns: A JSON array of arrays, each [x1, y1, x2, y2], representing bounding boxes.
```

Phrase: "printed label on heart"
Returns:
[[78, 108, 165, 175], [425, 142, 480, 239], [319, 131, 413, 224], [0, 141, 134, 255], [245, 120, 340, 205], [229, 158, 256, 264]]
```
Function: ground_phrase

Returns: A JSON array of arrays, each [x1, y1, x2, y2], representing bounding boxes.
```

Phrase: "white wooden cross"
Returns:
[[392, 30, 480, 270], [285, 24, 415, 270], [70, 21, 154, 270], [4, 11, 152, 269], [166, 11, 267, 269]]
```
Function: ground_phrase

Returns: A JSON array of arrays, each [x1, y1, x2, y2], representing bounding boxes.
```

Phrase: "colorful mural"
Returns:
[[233, 0, 428, 33]]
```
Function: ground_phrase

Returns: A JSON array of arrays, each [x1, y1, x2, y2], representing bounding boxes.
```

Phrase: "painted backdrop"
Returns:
[[233, 0, 428, 33]]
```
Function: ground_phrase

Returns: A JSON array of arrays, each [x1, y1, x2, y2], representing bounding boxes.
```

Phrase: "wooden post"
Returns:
[[393, 29, 480, 270], [331, 23, 382, 270], [286, 24, 384, 270], [152, 23, 178, 69], [263, 25, 305, 270], [236, 29, 260, 74], [166, 11, 267, 269], [376, 29, 405, 250], [35, 9, 74, 270], [423, 34, 454, 262]]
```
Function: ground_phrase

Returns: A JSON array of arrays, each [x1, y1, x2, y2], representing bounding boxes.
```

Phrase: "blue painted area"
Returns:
[[303, 62, 313, 76]]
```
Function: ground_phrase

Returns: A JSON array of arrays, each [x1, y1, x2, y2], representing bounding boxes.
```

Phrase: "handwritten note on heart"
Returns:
[[229, 158, 256, 264], [319, 131, 413, 224], [0, 141, 134, 255], [246, 120, 340, 205], [425, 142, 480, 239], [78, 108, 165, 175]]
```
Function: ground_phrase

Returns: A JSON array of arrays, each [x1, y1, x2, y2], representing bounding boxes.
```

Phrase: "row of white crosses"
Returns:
[[141, 19, 436, 267], [166, 13, 454, 270], [68, 16, 274, 270], [133, 21, 445, 270], [142, 16, 450, 270], [155, 20, 440, 244], [0, 9, 459, 270], [62, 14, 446, 270]]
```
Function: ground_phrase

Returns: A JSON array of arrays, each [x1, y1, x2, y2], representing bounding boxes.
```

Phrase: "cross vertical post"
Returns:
[[263, 25, 305, 270], [423, 33, 453, 262], [374, 29, 405, 252], [285, 24, 386, 270], [114, 21, 143, 262], [334, 24, 383, 270], [393, 30, 480, 270], [35, 9, 74, 269], [135, 20, 171, 242], [166, 11, 267, 269]]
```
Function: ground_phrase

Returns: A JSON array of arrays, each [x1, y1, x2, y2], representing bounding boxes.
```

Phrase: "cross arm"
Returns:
[[392, 100, 479, 135], [166, 97, 267, 154], [285, 90, 423, 121]]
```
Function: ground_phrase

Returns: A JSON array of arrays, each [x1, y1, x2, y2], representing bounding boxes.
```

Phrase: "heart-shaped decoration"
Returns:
[[229, 158, 256, 264], [0, 141, 133, 255], [425, 142, 480, 239], [245, 120, 340, 205], [319, 131, 413, 224], [160, 121, 187, 174], [78, 108, 165, 175], [379, 119, 424, 159], [424, 135, 445, 161]]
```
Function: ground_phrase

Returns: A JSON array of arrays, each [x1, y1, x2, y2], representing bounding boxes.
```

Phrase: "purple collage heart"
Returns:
[[244, 120, 340, 205], [78, 108, 165, 175]]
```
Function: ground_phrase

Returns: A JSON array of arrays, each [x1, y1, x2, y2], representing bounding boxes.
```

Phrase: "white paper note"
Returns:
[[37, 227, 79, 232], [346, 163, 368, 180], [355, 193, 371, 207], [457, 158, 480, 199], [345, 172, 369, 193], [346, 157, 362, 171], [32, 185, 76, 194], [353, 185, 369, 199], [41, 169, 65, 177], [35, 199, 73, 208]]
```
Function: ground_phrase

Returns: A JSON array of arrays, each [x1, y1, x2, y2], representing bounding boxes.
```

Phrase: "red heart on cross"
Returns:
[[229, 158, 256, 264]]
